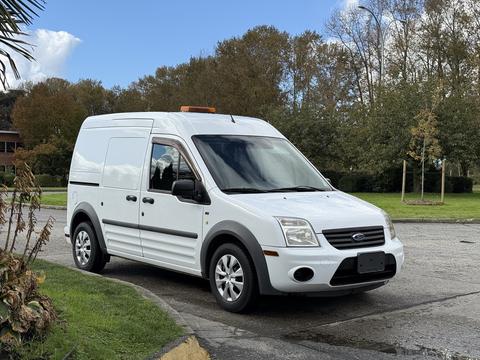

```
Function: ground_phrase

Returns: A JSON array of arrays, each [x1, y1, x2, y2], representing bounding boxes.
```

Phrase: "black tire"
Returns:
[[209, 243, 258, 313], [72, 222, 107, 273]]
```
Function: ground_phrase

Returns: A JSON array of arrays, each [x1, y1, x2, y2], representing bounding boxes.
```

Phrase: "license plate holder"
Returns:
[[357, 251, 386, 274]]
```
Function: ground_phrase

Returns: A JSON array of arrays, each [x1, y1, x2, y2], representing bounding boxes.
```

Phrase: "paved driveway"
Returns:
[[38, 209, 480, 359]]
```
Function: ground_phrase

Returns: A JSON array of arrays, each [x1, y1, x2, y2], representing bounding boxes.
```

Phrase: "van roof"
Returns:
[[81, 112, 283, 138]]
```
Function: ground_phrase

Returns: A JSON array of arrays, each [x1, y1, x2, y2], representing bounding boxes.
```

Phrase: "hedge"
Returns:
[[323, 169, 473, 193], [0, 172, 15, 186], [0, 173, 66, 187], [34, 174, 66, 187]]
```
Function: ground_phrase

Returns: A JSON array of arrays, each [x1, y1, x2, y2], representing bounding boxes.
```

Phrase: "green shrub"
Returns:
[[0, 172, 15, 186], [338, 175, 374, 192], [321, 170, 344, 188], [337, 176, 355, 192], [447, 176, 473, 193], [35, 174, 65, 187], [332, 170, 473, 193], [372, 167, 403, 192], [2, 173, 15, 186]]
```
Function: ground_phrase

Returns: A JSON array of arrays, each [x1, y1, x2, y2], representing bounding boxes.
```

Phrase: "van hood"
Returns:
[[229, 191, 386, 232]]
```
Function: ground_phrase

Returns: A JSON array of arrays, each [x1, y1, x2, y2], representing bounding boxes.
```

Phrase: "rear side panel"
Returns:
[[67, 118, 153, 253], [100, 133, 150, 256]]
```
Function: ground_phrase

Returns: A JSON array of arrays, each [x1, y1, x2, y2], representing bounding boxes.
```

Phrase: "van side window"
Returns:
[[104, 137, 147, 190], [150, 143, 195, 191], [178, 156, 195, 180]]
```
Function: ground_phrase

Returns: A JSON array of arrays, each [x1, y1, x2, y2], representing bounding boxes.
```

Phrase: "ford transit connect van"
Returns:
[[66, 108, 404, 312]]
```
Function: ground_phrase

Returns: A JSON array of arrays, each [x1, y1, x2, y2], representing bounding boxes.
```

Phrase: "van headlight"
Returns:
[[276, 217, 319, 247], [383, 212, 396, 239]]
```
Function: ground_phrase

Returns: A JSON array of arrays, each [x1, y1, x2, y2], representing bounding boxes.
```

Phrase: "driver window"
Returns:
[[150, 144, 179, 191], [150, 143, 195, 191]]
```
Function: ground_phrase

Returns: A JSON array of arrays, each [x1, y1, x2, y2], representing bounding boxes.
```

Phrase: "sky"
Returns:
[[6, 0, 356, 89]]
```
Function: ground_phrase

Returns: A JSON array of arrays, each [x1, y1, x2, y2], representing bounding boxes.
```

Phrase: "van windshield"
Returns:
[[192, 135, 332, 193]]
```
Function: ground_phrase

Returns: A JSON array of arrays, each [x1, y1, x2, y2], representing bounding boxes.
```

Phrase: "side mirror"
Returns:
[[172, 179, 211, 204], [172, 179, 194, 198], [325, 178, 331, 184]]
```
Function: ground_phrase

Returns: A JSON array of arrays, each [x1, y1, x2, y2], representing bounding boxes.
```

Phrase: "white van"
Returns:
[[66, 107, 404, 312]]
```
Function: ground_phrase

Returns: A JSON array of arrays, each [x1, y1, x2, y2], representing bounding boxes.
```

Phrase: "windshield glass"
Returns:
[[192, 135, 332, 193]]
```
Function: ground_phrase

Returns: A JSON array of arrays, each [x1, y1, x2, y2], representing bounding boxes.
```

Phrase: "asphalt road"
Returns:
[[36, 208, 480, 359]]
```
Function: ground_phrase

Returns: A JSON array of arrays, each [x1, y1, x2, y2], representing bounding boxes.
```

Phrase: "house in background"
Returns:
[[0, 130, 20, 173]]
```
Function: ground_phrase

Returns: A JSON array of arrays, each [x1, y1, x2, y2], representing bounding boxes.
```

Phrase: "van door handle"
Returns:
[[142, 197, 154, 204], [126, 195, 137, 202]]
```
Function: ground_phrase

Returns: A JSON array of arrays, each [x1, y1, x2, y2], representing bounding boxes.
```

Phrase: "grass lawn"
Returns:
[[17, 260, 183, 360], [39, 188, 480, 219], [352, 191, 480, 220], [40, 193, 67, 206]]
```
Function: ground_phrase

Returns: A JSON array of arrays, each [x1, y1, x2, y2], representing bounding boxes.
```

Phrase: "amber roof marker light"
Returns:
[[180, 106, 216, 113]]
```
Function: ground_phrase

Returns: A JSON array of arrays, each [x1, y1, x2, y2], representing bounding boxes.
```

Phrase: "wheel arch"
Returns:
[[201, 221, 280, 295], [70, 202, 107, 253]]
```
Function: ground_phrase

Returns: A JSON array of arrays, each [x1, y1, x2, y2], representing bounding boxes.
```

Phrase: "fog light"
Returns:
[[293, 267, 314, 282]]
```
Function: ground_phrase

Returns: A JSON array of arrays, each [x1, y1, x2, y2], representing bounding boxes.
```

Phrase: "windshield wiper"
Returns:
[[268, 186, 328, 192], [222, 187, 269, 194]]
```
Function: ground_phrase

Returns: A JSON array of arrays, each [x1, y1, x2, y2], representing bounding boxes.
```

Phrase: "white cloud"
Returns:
[[1, 29, 81, 89], [343, 0, 359, 10]]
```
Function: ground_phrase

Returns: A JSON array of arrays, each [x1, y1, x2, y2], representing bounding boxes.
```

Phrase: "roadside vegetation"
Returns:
[[0, 164, 57, 356], [0, 166, 181, 359], [17, 260, 182, 360], [0, 0, 478, 189]]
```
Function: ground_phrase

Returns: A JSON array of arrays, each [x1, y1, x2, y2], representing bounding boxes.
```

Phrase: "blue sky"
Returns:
[[21, 0, 348, 89]]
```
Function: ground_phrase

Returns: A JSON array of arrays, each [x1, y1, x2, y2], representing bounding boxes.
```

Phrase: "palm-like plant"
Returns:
[[0, 0, 44, 89]]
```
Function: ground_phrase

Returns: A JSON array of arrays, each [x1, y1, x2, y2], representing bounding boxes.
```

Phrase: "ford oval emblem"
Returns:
[[352, 233, 366, 242]]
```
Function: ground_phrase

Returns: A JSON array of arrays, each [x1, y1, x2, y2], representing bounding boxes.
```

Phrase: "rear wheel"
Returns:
[[72, 222, 107, 273], [209, 243, 258, 313]]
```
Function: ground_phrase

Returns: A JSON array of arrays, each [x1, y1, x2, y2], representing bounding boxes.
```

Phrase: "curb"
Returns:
[[41, 205, 67, 210], [393, 218, 480, 224], [19, 203, 67, 210]]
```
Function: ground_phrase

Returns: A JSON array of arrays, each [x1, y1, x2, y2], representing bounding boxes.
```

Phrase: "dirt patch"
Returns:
[[160, 336, 210, 360], [403, 199, 444, 205]]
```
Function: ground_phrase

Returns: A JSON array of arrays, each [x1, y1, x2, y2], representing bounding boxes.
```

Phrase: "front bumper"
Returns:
[[64, 226, 71, 244], [263, 237, 404, 293]]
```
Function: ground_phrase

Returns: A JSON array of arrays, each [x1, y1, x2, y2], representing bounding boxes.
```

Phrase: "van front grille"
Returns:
[[322, 226, 385, 250]]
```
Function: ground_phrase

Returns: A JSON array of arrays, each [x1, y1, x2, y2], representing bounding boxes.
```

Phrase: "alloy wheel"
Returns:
[[215, 254, 244, 302], [75, 230, 91, 266]]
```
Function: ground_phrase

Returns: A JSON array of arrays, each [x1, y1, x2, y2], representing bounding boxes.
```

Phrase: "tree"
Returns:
[[12, 78, 86, 177], [0, 89, 23, 129], [12, 79, 85, 147], [408, 107, 442, 199], [214, 26, 289, 116], [72, 79, 112, 116], [3, 9, 480, 183]]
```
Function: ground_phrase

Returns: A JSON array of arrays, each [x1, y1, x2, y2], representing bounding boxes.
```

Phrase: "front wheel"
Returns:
[[72, 222, 107, 273], [209, 243, 258, 313]]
